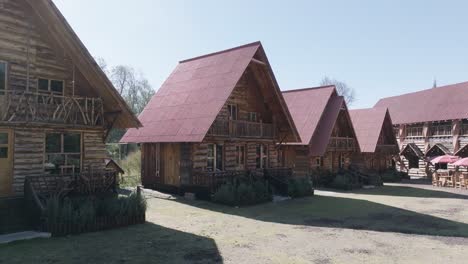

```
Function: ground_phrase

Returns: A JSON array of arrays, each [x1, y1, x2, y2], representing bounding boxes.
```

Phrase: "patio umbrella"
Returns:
[[430, 155, 459, 164], [451, 157, 468, 167]]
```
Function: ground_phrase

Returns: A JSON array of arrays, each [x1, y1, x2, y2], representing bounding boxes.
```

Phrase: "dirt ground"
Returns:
[[2, 183, 468, 264], [147, 183, 468, 264]]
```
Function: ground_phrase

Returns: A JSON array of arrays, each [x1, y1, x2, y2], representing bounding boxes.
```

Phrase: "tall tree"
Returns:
[[320, 77, 356, 106], [96, 58, 155, 142]]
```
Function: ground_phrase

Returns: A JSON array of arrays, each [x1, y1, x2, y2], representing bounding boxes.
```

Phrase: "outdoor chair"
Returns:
[[454, 172, 462, 189], [446, 171, 455, 188], [432, 172, 439, 187]]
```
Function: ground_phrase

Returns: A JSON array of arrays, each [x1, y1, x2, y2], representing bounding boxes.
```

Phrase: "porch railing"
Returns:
[[328, 137, 357, 151], [207, 119, 276, 139], [191, 168, 292, 193], [0, 90, 104, 127]]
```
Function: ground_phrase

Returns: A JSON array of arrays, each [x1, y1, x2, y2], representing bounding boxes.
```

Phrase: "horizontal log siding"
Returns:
[[83, 131, 107, 172], [12, 128, 45, 195]]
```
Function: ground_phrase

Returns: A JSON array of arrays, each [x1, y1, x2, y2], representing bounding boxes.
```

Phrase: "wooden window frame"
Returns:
[[256, 144, 268, 169], [248, 112, 258, 122], [235, 145, 246, 168], [38, 77, 65, 95], [315, 157, 323, 168], [406, 126, 423, 137], [430, 124, 452, 137], [44, 132, 82, 174], [0, 60, 7, 94], [339, 154, 346, 169], [227, 104, 238, 120], [207, 143, 224, 172]]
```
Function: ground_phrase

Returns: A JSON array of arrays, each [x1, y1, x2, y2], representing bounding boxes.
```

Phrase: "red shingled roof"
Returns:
[[282, 86, 336, 146], [374, 81, 468, 125], [121, 42, 299, 143], [349, 107, 389, 153]]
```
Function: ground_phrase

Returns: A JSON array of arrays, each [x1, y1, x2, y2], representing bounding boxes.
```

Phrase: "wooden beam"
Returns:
[[251, 58, 266, 66]]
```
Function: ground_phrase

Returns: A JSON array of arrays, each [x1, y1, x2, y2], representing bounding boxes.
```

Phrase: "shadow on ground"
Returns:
[[177, 195, 468, 238], [330, 185, 468, 199], [0, 223, 223, 264]]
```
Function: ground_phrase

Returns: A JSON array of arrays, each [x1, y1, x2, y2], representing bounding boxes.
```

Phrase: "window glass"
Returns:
[[0, 133, 8, 144], [207, 144, 215, 171], [46, 134, 61, 153], [50, 80, 64, 94], [0, 62, 6, 92], [38, 78, 49, 91], [64, 133, 80, 153], [227, 105, 237, 120], [0, 147, 8, 158], [216, 144, 223, 171]]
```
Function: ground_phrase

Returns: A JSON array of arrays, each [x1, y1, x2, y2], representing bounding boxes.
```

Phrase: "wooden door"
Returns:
[[0, 129, 13, 197], [162, 143, 180, 187]]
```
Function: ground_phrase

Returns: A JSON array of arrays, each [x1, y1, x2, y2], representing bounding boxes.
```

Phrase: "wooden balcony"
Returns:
[[207, 119, 276, 139], [0, 91, 104, 127], [328, 137, 357, 151]]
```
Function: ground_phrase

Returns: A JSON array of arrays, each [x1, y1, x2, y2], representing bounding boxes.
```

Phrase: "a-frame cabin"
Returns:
[[349, 108, 399, 172], [121, 42, 300, 193], [279, 86, 359, 177], [0, 0, 140, 197]]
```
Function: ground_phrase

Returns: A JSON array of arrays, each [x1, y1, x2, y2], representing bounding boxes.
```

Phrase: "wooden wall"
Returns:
[[0, 0, 94, 97], [10, 128, 107, 195]]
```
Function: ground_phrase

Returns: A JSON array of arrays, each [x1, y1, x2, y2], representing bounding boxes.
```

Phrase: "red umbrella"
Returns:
[[451, 157, 468, 167], [430, 155, 459, 164]]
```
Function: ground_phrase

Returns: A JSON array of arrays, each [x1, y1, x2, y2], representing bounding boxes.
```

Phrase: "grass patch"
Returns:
[[118, 150, 142, 188]]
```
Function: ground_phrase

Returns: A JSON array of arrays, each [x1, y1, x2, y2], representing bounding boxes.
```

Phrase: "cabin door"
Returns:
[[162, 143, 180, 187], [0, 129, 13, 197]]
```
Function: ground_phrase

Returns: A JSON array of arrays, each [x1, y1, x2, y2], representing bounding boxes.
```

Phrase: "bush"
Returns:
[[288, 178, 314, 198], [119, 150, 142, 187], [212, 180, 272, 206], [311, 169, 336, 187], [44, 191, 146, 227], [329, 174, 362, 190], [380, 170, 407, 183]]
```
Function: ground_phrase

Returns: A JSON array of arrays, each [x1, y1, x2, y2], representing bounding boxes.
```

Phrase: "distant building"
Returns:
[[375, 82, 468, 178], [349, 108, 399, 173]]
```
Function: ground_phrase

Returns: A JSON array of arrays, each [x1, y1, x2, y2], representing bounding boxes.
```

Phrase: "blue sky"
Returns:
[[53, 0, 468, 109]]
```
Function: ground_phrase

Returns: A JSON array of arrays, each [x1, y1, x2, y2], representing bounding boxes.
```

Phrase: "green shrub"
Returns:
[[329, 174, 362, 190], [311, 169, 336, 187], [288, 178, 314, 198], [212, 180, 272, 206], [380, 170, 404, 183], [43, 191, 146, 226]]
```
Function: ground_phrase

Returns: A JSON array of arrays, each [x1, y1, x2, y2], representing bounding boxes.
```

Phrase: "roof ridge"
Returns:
[[179, 41, 262, 63], [282, 85, 336, 94], [377, 80, 468, 103]]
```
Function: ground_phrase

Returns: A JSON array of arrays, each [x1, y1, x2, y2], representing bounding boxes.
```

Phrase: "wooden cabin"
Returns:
[[279, 86, 360, 177], [375, 82, 468, 178], [0, 0, 140, 197], [121, 42, 300, 193], [349, 108, 399, 172]]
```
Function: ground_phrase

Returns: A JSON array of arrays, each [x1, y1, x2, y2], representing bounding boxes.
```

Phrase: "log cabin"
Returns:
[[279, 86, 360, 178], [375, 81, 468, 178], [0, 0, 141, 198], [349, 107, 399, 172], [121, 42, 300, 193]]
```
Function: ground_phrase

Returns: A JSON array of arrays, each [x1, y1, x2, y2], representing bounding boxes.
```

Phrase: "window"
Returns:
[[45, 133, 81, 174], [339, 154, 346, 169], [394, 127, 400, 137], [256, 144, 268, 169], [207, 144, 223, 171], [227, 104, 238, 120], [38, 78, 64, 95], [462, 120, 468, 135], [0, 61, 6, 95], [235, 145, 245, 167], [248, 112, 258, 122], [314, 157, 323, 168], [431, 123, 452, 136], [406, 126, 423, 137], [435, 163, 448, 170], [0, 132, 9, 159]]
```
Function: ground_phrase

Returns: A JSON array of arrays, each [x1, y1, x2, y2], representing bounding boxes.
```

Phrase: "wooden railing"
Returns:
[[25, 171, 117, 198], [191, 168, 292, 193], [328, 137, 357, 151], [207, 119, 275, 139], [0, 90, 104, 127]]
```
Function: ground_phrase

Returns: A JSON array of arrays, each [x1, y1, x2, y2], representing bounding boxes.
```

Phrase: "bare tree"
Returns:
[[97, 59, 155, 142], [320, 76, 356, 106]]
